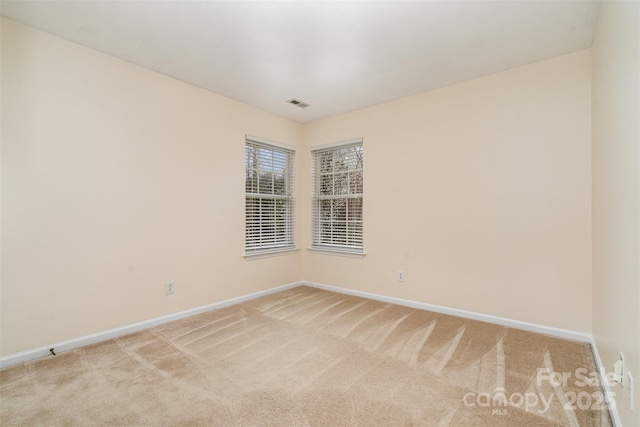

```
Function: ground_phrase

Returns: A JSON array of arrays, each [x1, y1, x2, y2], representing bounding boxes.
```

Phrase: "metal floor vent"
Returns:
[[287, 99, 310, 108]]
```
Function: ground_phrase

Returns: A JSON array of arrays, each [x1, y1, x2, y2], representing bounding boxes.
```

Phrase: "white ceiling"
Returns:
[[1, 0, 601, 123]]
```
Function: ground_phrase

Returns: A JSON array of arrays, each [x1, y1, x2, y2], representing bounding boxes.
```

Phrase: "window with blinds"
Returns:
[[245, 137, 295, 255], [311, 139, 363, 253]]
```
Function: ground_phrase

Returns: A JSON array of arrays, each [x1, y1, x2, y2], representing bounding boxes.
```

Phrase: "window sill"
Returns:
[[243, 248, 298, 260], [307, 247, 366, 259]]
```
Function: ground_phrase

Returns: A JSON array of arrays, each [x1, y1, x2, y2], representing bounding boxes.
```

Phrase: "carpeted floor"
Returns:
[[1, 286, 613, 426]]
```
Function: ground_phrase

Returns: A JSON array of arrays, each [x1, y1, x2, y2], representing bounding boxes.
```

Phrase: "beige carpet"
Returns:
[[1, 286, 613, 426]]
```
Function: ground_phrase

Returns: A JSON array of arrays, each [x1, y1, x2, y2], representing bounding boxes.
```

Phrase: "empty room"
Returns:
[[1, 0, 638, 426]]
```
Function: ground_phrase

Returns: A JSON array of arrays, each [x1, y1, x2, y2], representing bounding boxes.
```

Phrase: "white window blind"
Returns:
[[311, 140, 363, 253], [245, 137, 294, 254]]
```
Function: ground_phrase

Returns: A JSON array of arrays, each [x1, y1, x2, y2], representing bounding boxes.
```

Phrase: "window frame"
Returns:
[[310, 138, 364, 257], [244, 135, 296, 259]]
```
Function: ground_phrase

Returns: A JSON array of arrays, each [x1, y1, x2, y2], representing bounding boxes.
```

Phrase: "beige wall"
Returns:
[[302, 50, 593, 333], [1, 18, 303, 356], [0, 18, 596, 359], [592, 0, 640, 423]]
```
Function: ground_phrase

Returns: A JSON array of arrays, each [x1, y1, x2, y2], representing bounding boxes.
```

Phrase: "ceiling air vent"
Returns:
[[287, 99, 310, 108]]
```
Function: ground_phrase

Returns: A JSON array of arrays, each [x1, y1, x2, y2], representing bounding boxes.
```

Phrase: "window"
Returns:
[[245, 136, 295, 256], [311, 139, 363, 254]]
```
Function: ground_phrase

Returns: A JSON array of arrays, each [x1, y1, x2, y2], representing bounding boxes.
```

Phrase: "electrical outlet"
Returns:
[[628, 371, 634, 411], [165, 281, 175, 295], [397, 271, 405, 282], [614, 352, 625, 384]]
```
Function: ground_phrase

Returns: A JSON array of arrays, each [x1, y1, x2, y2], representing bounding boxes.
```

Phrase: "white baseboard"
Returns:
[[0, 281, 303, 369], [303, 281, 592, 342], [2, 279, 591, 369]]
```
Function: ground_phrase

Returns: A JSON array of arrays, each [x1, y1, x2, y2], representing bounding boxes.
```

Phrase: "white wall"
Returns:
[[302, 50, 593, 333], [1, 18, 303, 356], [591, 0, 640, 423]]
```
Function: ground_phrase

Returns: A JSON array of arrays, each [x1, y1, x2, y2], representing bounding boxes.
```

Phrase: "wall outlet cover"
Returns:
[[628, 371, 634, 411], [165, 282, 175, 295], [614, 352, 625, 384]]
